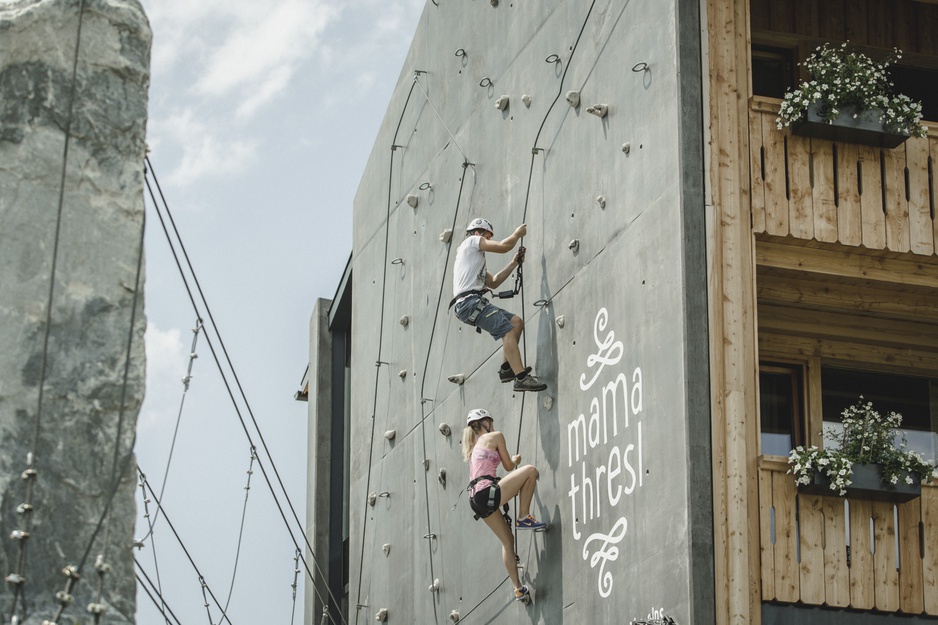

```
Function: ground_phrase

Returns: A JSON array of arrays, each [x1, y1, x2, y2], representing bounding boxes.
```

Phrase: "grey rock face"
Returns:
[[0, 0, 150, 623]]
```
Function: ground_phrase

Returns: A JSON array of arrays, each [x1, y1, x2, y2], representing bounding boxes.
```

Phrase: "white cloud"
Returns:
[[198, 1, 338, 100], [151, 109, 257, 187]]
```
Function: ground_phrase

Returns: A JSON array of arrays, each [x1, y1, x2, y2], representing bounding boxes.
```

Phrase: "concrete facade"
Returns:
[[310, 1, 713, 623]]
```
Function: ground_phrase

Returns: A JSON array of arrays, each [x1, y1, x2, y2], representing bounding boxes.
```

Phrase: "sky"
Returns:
[[134, 1, 425, 624]]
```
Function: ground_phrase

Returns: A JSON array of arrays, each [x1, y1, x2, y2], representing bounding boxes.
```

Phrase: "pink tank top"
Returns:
[[469, 446, 500, 495]]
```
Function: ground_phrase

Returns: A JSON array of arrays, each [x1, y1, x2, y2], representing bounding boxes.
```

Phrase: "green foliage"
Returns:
[[775, 43, 927, 138], [788, 397, 935, 496]]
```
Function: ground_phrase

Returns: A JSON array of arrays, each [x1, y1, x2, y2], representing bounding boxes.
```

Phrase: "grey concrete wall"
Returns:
[[0, 0, 150, 622], [306, 298, 333, 624], [347, 1, 711, 623]]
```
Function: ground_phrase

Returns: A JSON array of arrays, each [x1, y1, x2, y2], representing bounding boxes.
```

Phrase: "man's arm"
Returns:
[[478, 224, 526, 254]]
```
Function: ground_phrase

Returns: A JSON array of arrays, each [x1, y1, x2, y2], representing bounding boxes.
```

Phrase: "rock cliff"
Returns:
[[0, 0, 150, 622]]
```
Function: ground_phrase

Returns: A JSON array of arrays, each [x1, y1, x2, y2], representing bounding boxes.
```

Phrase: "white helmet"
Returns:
[[466, 408, 493, 425], [466, 218, 493, 235]]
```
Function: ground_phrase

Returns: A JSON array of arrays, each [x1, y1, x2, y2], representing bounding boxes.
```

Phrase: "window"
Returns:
[[759, 362, 804, 456], [752, 45, 795, 99], [821, 366, 938, 463], [890, 64, 938, 123]]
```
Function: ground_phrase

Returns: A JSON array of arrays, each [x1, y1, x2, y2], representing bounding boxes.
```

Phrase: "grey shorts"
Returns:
[[454, 295, 514, 340]]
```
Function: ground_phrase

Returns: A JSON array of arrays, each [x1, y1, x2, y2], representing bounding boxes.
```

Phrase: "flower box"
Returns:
[[798, 462, 921, 503], [791, 103, 910, 149]]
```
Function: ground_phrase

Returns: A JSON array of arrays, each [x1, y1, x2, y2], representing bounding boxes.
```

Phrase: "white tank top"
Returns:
[[452, 235, 487, 297]]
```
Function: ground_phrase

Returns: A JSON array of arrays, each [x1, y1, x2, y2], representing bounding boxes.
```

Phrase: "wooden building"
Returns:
[[706, 0, 938, 622]]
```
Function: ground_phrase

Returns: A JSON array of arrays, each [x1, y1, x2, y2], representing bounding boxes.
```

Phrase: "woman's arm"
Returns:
[[494, 432, 520, 471]]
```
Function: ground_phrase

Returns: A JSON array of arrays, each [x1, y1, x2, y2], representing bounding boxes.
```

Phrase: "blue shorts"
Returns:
[[454, 295, 515, 340]]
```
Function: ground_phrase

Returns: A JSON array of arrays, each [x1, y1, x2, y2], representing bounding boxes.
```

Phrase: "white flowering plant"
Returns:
[[775, 43, 927, 138], [788, 398, 935, 496]]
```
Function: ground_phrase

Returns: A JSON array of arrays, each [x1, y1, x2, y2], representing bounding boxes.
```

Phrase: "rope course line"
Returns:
[[137, 468, 236, 625], [139, 318, 203, 543], [138, 472, 171, 625], [134, 560, 184, 625], [143, 160, 345, 625], [354, 78, 419, 625], [221, 447, 258, 616], [5, 1, 87, 620], [412, 72, 470, 163]]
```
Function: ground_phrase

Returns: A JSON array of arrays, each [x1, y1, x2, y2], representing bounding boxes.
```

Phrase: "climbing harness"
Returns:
[[466, 475, 511, 524]]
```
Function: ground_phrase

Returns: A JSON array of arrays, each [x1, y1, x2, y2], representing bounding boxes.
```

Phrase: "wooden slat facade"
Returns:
[[707, 0, 938, 624], [750, 99, 938, 253], [759, 461, 938, 614]]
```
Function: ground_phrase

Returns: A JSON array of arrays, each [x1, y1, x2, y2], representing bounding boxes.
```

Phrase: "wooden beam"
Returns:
[[756, 240, 938, 288]]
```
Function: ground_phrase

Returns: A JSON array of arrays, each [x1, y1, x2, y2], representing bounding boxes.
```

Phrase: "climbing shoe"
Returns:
[[500, 365, 529, 383], [515, 515, 547, 530], [513, 374, 546, 392], [514, 585, 531, 604]]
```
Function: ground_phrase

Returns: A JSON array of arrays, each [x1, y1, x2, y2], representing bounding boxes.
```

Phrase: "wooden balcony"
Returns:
[[749, 97, 938, 256], [759, 458, 938, 614]]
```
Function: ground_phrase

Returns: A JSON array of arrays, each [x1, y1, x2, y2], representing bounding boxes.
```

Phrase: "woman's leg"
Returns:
[[482, 511, 522, 590], [496, 465, 539, 519]]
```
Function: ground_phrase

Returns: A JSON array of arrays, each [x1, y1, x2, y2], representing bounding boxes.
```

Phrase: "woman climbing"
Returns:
[[462, 408, 546, 603]]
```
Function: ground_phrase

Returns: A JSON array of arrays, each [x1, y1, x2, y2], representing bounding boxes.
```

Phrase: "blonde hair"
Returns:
[[461, 421, 485, 462]]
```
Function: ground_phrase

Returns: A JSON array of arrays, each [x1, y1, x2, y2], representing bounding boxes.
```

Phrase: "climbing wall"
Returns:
[[348, 0, 712, 623]]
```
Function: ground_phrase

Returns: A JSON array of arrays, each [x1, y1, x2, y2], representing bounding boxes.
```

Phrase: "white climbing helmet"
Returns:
[[466, 408, 493, 425], [466, 218, 493, 235]]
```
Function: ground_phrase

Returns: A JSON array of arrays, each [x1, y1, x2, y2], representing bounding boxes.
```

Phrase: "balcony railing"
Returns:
[[759, 457, 938, 614], [749, 97, 938, 256]]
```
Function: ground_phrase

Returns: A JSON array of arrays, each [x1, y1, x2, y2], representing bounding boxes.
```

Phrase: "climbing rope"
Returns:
[[415, 161, 474, 625], [354, 77, 419, 625], [144, 160, 344, 625]]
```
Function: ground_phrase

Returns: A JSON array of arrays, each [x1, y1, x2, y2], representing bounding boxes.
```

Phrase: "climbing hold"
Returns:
[[429, 578, 441, 592], [375, 608, 389, 622], [495, 95, 509, 111], [399, 315, 409, 327], [423, 459, 431, 470], [569, 239, 580, 253], [398, 370, 407, 380], [622, 142, 631, 154], [382, 544, 391, 557], [556, 315, 565, 328], [439, 228, 453, 243], [419, 181, 432, 190], [565, 90, 580, 108], [543, 396, 554, 411], [490, 0, 498, 5], [438, 468, 446, 488], [455, 48, 466, 58], [521, 94, 532, 108], [406, 194, 418, 208], [479, 77, 493, 88], [586, 103, 608, 118], [439, 423, 452, 437], [368, 492, 377, 507], [384, 430, 396, 441], [597, 195, 606, 209], [449, 610, 461, 623], [447, 373, 465, 385], [632, 61, 649, 73]]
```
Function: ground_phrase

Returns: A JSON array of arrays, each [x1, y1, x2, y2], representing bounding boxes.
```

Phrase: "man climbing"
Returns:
[[451, 218, 546, 392]]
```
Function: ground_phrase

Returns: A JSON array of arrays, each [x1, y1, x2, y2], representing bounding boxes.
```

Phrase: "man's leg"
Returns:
[[501, 316, 524, 374]]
